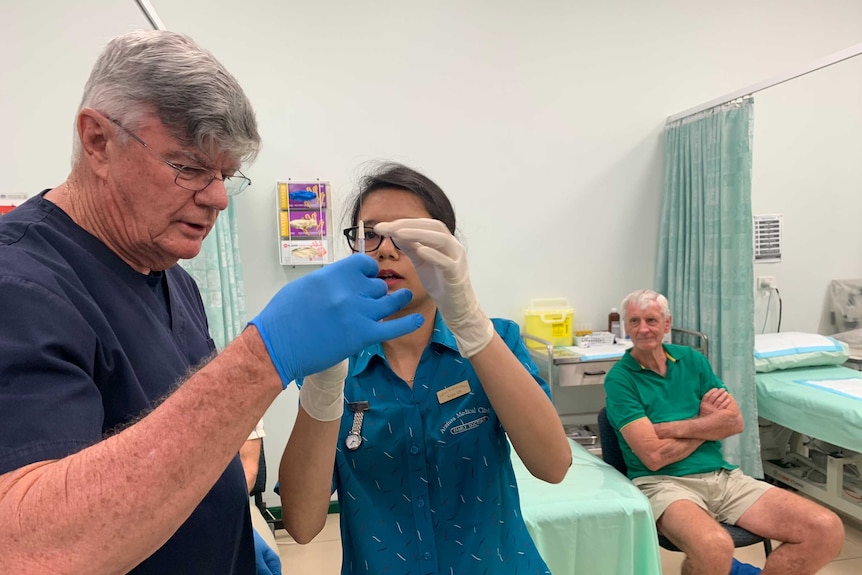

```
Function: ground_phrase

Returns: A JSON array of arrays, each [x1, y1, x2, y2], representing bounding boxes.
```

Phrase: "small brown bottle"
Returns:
[[608, 307, 621, 339]]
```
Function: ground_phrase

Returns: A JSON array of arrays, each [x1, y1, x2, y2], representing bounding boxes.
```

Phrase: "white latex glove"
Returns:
[[374, 218, 494, 358], [299, 359, 349, 421]]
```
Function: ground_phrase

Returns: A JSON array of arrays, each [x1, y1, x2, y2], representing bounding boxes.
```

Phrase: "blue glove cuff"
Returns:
[[247, 319, 293, 389], [253, 528, 282, 575]]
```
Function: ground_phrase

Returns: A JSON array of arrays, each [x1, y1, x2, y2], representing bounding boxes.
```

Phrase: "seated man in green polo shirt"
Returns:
[[604, 289, 844, 575]]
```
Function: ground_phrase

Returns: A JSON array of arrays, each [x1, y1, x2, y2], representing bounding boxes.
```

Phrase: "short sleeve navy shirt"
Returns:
[[0, 193, 253, 574]]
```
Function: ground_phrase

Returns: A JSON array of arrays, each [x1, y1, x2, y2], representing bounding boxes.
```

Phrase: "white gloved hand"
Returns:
[[374, 218, 494, 358], [299, 359, 349, 421]]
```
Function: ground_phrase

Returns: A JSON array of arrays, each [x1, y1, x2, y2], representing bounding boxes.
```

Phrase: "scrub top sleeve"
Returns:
[[248, 419, 265, 440], [0, 276, 104, 474]]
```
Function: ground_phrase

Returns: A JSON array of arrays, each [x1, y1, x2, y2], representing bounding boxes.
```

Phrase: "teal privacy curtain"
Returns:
[[655, 98, 761, 477], [180, 202, 246, 351]]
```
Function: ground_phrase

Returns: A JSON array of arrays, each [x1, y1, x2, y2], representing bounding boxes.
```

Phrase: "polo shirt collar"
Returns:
[[619, 344, 679, 371]]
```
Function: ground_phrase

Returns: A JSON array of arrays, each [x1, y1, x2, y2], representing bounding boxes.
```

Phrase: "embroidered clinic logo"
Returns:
[[440, 406, 490, 435], [450, 416, 488, 435]]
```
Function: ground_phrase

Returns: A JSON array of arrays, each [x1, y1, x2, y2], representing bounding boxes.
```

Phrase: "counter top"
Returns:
[[528, 341, 632, 365]]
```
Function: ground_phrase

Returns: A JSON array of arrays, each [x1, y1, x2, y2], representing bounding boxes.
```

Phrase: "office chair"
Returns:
[[597, 408, 772, 557]]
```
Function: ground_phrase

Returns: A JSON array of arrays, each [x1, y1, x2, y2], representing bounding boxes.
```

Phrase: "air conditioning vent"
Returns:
[[754, 214, 782, 263]]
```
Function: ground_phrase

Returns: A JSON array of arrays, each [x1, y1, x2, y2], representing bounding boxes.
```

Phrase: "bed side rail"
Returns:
[[671, 327, 709, 360]]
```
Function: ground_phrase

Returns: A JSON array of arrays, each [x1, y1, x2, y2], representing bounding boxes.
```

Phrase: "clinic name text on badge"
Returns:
[[440, 406, 490, 435]]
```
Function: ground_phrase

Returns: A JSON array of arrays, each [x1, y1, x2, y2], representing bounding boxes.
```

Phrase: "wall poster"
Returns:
[[0, 193, 27, 216], [276, 180, 332, 266]]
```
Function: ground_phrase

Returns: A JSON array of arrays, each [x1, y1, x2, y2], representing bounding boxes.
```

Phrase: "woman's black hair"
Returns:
[[346, 162, 456, 234]]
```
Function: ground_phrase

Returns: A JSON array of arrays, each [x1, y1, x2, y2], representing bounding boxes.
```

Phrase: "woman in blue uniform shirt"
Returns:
[[278, 163, 572, 574]]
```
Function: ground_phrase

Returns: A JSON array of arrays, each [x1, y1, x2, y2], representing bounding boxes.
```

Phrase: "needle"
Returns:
[[357, 219, 366, 254]]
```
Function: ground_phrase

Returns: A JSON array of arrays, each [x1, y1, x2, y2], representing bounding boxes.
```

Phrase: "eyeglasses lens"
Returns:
[[344, 227, 400, 253]]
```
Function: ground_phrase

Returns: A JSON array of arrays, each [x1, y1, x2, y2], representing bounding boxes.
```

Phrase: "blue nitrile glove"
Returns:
[[248, 253, 423, 388], [253, 528, 282, 575], [729, 558, 762, 575]]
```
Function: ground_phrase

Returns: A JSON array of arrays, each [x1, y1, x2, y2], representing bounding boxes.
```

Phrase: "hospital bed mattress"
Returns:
[[513, 439, 662, 575], [756, 364, 862, 453]]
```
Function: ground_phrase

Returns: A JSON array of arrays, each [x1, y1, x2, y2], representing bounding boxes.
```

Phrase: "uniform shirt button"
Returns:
[[423, 552, 431, 561], [409, 444, 419, 455], [417, 497, 425, 508]]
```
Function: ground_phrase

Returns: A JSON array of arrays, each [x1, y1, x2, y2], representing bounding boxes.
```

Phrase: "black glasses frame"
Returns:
[[343, 226, 400, 253], [108, 117, 252, 196]]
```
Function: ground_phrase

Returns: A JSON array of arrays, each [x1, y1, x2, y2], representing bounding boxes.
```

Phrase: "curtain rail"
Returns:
[[667, 42, 862, 123], [134, 0, 166, 31]]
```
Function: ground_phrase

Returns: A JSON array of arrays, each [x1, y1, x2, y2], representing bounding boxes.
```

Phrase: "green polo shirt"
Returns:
[[604, 343, 737, 479]]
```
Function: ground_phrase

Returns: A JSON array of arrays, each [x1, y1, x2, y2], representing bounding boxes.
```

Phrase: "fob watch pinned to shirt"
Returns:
[[345, 401, 369, 451]]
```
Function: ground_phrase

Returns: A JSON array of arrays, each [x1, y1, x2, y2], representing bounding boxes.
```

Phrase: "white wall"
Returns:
[[4, 0, 861, 506], [752, 55, 862, 334], [1, 1, 149, 194]]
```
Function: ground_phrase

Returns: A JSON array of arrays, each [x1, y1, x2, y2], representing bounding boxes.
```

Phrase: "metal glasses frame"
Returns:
[[108, 117, 251, 196]]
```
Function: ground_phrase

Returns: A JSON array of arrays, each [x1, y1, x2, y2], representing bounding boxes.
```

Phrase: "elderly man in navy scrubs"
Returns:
[[0, 30, 421, 574]]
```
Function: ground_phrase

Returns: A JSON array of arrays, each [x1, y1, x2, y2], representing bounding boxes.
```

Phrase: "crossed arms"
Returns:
[[619, 388, 744, 472]]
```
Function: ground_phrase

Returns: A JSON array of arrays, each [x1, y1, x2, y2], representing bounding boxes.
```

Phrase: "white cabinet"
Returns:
[[526, 338, 624, 428], [558, 360, 617, 387]]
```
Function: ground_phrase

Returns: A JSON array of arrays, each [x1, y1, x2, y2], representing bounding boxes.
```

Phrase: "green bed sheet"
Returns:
[[513, 439, 662, 574], [756, 364, 862, 453]]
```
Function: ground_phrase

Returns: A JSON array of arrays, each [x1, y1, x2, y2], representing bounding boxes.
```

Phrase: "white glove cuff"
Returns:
[[299, 360, 348, 421], [299, 379, 344, 421], [453, 312, 495, 358]]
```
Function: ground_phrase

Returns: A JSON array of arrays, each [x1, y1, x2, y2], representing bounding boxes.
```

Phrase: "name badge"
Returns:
[[436, 380, 471, 404]]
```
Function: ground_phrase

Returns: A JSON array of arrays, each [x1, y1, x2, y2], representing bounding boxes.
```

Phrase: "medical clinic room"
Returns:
[[3, 1, 862, 574]]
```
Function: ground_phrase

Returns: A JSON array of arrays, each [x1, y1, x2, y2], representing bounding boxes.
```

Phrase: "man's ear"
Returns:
[[665, 316, 672, 333], [77, 108, 113, 181]]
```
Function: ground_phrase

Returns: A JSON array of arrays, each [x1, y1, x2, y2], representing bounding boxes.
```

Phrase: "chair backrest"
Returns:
[[250, 438, 267, 514], [597, 407, 627, 476]]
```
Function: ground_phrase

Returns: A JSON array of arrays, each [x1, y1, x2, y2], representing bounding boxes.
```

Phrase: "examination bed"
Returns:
[[755, 339, 862, 523], [513, 438, 662, 575]]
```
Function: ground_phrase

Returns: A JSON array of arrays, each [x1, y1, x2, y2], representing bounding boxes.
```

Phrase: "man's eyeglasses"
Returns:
[[343, 226, 400, 253], [108, 117, 251, 196]]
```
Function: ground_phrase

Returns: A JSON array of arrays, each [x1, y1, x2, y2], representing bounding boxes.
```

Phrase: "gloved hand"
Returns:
[[374, 218, 494, 358], [299, 358, 349, 421], [248, 253, 423, 388], [253, 528, 282, 575], [729, 558, 762, 575]]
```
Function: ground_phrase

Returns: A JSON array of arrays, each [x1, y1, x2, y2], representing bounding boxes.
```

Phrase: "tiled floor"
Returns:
[[275, 510, 862, 574]]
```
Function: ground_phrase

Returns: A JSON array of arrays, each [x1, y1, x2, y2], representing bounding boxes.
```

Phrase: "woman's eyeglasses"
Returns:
[[343, 226, 400, 253]]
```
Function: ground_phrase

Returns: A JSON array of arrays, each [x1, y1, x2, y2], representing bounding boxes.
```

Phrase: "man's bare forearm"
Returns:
[[650, 437, 704, 470], [0, 328, 281, 575], [653, 411, 743, 441]]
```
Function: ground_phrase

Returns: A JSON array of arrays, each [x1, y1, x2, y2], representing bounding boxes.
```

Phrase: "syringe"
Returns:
[[357, 220, 366, 253]]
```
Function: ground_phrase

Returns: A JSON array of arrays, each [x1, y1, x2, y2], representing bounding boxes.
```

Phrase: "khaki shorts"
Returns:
[[632, 468, 773, 524]]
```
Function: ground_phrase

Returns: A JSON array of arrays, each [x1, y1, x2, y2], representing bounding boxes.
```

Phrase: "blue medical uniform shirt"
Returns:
[[334, 313, 551, 575], [0, 193, 254, 574]]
